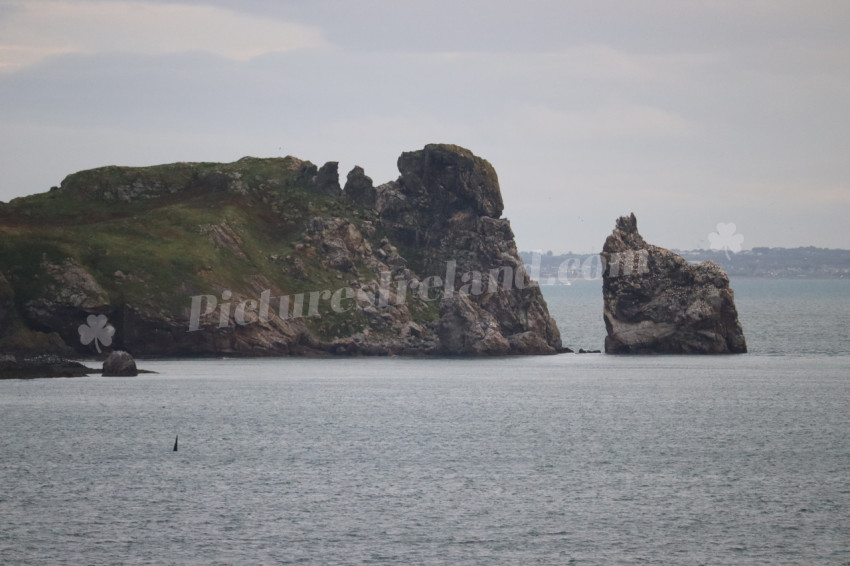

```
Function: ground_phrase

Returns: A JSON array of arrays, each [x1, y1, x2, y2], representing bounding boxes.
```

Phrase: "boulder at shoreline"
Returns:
[[102, 350, 138, 376]]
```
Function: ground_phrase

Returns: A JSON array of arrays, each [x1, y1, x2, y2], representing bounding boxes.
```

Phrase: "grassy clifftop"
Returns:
[[0, 156, 395, 354], [4, 159, 326, 300]]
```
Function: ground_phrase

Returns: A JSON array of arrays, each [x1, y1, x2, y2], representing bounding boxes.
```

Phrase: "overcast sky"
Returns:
[[1, 0, 848, 253]]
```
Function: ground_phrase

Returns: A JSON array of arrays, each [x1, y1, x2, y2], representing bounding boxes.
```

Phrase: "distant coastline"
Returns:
[[520, 247, 850, 282]]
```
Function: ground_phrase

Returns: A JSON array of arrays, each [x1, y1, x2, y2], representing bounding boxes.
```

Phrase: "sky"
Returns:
[[0, 0, 848, 253]]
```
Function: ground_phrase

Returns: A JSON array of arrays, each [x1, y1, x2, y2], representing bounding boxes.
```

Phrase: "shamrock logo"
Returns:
[[78, 314, 115, 353], [708, 222, 744, 259]]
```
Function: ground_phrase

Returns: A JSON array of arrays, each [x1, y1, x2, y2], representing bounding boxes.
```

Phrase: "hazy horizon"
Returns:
[[1, 1, 848, 253]]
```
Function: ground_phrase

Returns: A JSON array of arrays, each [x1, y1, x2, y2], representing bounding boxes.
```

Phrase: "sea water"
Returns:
[[0, 278, 848, 565]]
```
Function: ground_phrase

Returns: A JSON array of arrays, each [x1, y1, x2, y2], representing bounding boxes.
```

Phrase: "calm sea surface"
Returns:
[[1, 278, 848, 565]]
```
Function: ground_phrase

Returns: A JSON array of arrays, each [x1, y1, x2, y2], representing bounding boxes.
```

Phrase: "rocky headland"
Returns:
[[601, 213, 747, 354], [0, 144, 563, 359]]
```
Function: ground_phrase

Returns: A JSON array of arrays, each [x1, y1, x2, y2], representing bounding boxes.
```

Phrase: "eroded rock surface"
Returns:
[[601, 213, 747, 354]]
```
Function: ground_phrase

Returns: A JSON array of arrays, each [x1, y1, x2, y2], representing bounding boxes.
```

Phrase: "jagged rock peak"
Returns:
[[616, 212, 638, 233], [602, 214, 747, 354], [315, 161, 342, 196], [396, 143, 503, 219], [604, 212, 648, 252], [343, 165, 377, 208]]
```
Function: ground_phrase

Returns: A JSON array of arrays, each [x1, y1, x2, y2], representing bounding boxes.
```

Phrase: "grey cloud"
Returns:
[[0, 0, 848, 252]]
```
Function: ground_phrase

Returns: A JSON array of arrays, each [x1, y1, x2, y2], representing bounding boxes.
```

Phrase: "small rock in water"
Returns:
[[102, 350, 138, 376]]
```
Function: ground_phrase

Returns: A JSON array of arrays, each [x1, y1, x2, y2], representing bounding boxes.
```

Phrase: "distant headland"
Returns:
[[520, 247, 850, 283]]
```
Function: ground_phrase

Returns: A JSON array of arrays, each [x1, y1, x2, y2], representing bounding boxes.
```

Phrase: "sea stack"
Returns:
[[601, 213, 747, 354]]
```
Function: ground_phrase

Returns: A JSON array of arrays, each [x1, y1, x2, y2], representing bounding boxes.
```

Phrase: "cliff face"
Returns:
[[377, 145, 561, 355], [601, 213, 747, 354], [0, 145, 562, 357]]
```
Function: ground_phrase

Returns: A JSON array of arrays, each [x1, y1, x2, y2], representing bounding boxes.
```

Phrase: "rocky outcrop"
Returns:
[[343, 166, 377, 208], [304, 216, 375, 273], [202, 220, 248, 259], [377, 144, 562, 355], [102, 350, 138, 376], [601, 213, 747, 354], [0, 144, 564, 357], [19, 257, 111, 350], [315, 162, 342, 197]]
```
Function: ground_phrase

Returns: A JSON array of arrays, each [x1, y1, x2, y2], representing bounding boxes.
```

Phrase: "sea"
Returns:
[[1, 278, 848, 565]]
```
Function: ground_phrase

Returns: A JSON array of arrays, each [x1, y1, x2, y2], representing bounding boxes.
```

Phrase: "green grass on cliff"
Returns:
[[0, 158, 378, 328]]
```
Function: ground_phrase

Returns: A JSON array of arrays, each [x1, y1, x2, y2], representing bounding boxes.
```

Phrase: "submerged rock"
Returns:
[[601, 213, 747, 354], [102, 350, 138, 376]]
